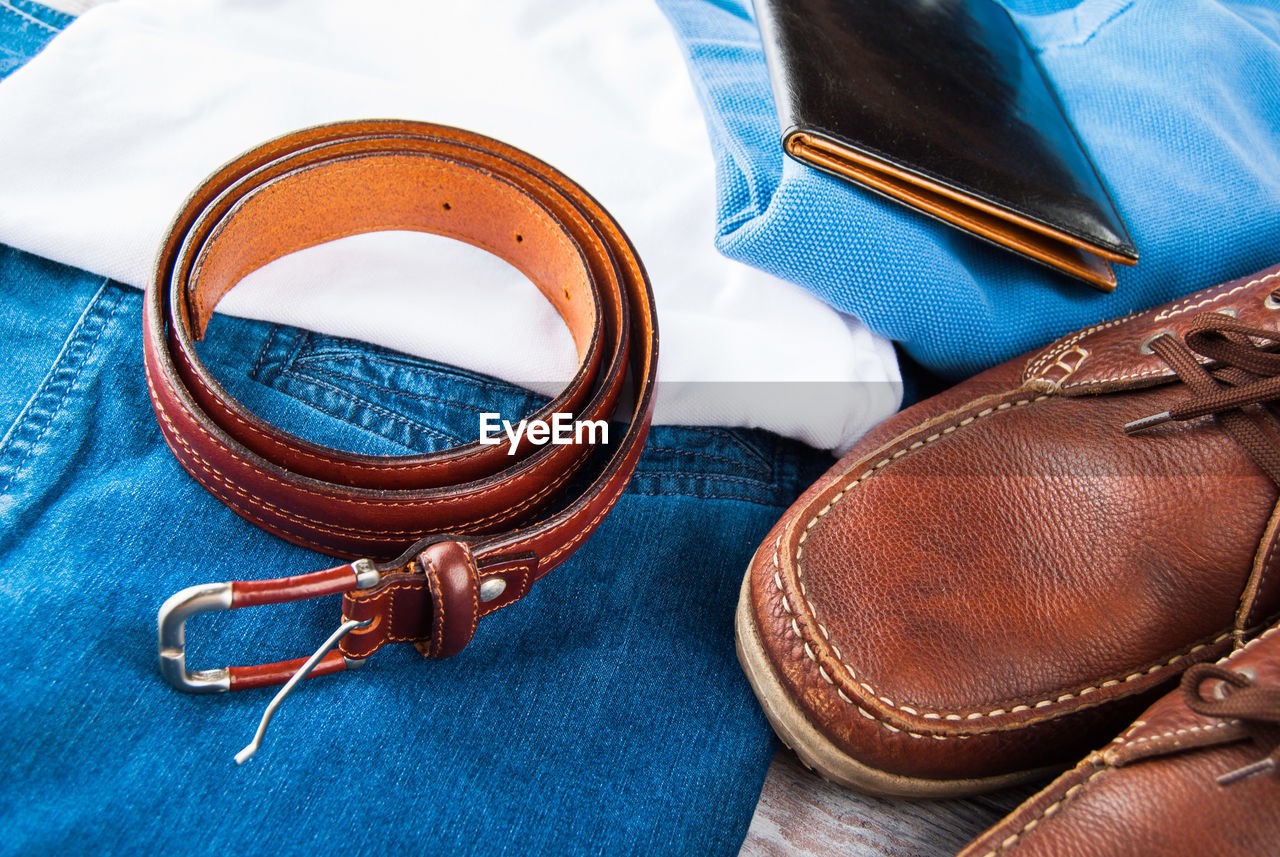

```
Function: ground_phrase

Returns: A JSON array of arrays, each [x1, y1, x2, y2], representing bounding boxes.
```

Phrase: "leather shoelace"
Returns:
[[1183, 662, 1280, 784], [1126, 308, 1280, 635]]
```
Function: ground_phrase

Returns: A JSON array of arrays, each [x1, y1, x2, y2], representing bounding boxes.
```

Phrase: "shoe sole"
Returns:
[[734, 568, 1061, 798]]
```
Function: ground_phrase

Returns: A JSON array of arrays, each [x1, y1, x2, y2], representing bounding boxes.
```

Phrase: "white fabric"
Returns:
[[0, 0, 901, 451]]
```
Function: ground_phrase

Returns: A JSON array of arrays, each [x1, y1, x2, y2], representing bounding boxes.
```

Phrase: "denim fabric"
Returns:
[[0, 237, 832, 855], [658, 0, 1280, 379], [0, 0, 69, 79], [0, 14, 839, 851]]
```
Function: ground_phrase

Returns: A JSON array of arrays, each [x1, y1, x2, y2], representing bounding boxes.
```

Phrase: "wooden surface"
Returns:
[[739, 750, 1046, 857]]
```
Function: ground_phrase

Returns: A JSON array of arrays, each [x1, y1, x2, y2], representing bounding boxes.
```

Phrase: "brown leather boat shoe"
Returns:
[[957, 622, 1280, 857], [736, 263, 1280, 797]]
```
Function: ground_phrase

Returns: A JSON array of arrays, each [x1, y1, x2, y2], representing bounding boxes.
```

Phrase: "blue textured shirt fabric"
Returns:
[[657, 0, 1280, 378]]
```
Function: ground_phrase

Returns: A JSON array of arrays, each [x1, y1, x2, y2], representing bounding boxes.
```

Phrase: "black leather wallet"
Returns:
[[755, 0, 1138, 291]]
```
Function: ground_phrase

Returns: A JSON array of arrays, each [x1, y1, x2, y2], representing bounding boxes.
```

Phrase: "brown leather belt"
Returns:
[[152, 120, 658, 696]]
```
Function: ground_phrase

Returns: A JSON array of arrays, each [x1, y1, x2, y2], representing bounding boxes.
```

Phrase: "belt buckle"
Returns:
[[157, 559, 382, 763], [156, 558, 382, 693]]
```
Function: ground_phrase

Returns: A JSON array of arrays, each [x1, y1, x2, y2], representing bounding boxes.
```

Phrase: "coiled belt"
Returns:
[[151, 120, 657, 698]]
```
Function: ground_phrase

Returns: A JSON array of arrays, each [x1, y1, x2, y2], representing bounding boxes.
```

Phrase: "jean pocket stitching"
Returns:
[[0, 1, 58, 34], [634, 469, 778, 490], [643, 445, 773, 482], [289, 333, 546, 396], [248, 324, 283, 382], [274, 366, 467, 450], [292, 350, 544, 413], [292, 361, 523, 416], [624, 484, 785, 506], [0, 278, 118, 497], [9, 0, 73, 28], [701, 427, 775, 473]]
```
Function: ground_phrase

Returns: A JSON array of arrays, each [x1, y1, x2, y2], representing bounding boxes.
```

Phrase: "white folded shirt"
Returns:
[[0, 0, 901, 451]]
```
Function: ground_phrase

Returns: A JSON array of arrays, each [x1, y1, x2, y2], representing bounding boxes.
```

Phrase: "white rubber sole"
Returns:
[[734, 569, 1060, 798]]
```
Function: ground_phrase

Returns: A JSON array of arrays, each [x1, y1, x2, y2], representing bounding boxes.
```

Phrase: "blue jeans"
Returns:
[[0, 11, 836, 850], [0, 0, 69, 79], [0, 243, 832, 854]]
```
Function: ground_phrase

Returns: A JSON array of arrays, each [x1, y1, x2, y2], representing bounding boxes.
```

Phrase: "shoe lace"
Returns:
[[1125, 309, 1280, 637], [1182, 662, 1280, 785], [1124, 310, 1280, 482]]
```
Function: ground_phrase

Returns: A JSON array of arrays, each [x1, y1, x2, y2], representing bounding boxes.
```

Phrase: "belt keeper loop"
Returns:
[[416, 540, 480, 659]]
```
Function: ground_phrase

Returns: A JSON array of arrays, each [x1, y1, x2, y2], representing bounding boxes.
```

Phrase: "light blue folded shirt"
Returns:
[[658, 0, 1280, 378]]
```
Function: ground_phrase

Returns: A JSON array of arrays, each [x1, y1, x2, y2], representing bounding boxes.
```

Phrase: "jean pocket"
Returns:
[[208, 319, 829, 505], [241, 326, 549, 456]]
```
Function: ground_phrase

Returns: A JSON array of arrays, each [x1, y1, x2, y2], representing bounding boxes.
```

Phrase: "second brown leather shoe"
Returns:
[[956, 622, 1280, 857], [737, 264, 1280, 797]]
